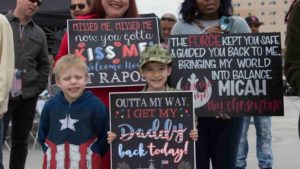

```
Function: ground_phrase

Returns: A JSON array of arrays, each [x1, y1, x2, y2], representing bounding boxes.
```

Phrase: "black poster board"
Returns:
[[110, 91, 195, 169], [169, 33, 283, 117], [68, 18, 160, 88]]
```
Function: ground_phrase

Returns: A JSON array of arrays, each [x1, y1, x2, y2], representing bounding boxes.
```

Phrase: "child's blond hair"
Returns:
[[53, 55, 88, 79]]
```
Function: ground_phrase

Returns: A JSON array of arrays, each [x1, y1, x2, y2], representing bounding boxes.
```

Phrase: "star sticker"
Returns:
[[59, 114, 79, 131]]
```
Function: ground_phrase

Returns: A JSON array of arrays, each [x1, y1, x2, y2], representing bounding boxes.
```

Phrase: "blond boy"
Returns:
[[38, 55, 109, 168]]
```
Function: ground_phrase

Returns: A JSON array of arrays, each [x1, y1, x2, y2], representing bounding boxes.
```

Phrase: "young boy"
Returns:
[[139, 44, 174, 91], [38, 54, 109, 169], [107, 44, 198, 143]]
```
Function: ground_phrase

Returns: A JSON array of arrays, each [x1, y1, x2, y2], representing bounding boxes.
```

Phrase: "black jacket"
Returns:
[[6, 11, 49, 98]]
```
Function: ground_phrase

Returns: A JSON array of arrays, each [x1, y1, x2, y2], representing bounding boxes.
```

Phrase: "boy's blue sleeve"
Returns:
[[37, 102, 50, 152], [91, 101, 110, 156]]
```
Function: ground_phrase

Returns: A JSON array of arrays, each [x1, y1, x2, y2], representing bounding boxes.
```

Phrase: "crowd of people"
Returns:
[[0, 0, 299, 169]]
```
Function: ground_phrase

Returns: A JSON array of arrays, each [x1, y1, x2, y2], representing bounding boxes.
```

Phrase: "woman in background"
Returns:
[[54, 0, 141, 168], [89, 0, 141, 107], [55, 0, 141, 106], [95, 0, 138, 18], [171, 0, 251, 169]]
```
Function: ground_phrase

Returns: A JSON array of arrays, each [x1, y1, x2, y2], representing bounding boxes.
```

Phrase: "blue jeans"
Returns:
[[236, 116, 273, 168]]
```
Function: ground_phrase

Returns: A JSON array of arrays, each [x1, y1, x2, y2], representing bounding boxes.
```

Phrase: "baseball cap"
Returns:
[[161, 13, 177, 22], [245, 16, 263, 26], [139, 44, 172, 69]]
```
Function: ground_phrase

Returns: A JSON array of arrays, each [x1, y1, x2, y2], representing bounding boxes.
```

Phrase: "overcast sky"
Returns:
[[136, 0, 183, 18]]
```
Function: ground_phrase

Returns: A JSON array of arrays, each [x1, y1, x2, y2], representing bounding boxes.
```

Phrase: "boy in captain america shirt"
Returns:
[[38, 54, 109, 169]]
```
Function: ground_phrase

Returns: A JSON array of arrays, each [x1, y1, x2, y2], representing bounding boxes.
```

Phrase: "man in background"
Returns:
[[236, 16, 273, 169], [3, 0, 49, 168], [0, 13, 15, 169], [160, 13, 177, 48]]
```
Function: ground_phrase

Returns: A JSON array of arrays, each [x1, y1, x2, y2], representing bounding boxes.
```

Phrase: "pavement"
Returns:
[[3, 96, 300, 169]]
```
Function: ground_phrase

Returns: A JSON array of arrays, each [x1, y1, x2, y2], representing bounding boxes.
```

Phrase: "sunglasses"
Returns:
[[161, 17, 176, 22], [70, 3, 86, 10], [28, 0, 42, 7]]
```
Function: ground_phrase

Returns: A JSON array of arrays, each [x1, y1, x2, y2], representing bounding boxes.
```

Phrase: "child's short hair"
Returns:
[[53, 54, 88, 79], [139, 44, 172, 69]]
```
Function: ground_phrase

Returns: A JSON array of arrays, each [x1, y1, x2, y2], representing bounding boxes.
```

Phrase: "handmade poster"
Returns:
[[169, 33, 283, 116], [110, 91, 195, 169], [68, 18, 159, 88]]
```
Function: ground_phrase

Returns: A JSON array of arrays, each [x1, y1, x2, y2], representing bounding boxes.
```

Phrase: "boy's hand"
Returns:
[[189, 129, 198, 141], [42, 143, 48, 153], [107, 131, 117, 144]]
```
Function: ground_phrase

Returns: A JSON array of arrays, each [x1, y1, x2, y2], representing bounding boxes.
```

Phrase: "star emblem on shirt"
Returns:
[[59, 114, 79, 131]]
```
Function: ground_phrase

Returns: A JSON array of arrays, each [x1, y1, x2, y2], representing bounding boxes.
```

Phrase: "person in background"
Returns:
[[94, 0, 139, 19], [0, 13, 15, 169], [38, 54, 109, 169], [171, 0, 251, 169], [2, 0, 50, 168], [51, 0, 91, 58], [56, 0, 141, 109], [285, 0, 300, 139], [81, 0, 141, 107], [160, 13, 177, 48], [54, 0, 141, 168], [70, 0, 94, 18], [107, 45, 198, 143], [235, 16, 273, 169], [244, 15, 263, 33], [54, 0, 95, 62]]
